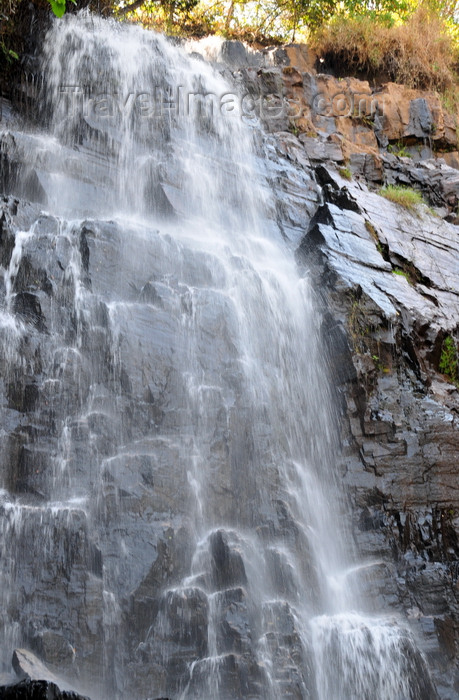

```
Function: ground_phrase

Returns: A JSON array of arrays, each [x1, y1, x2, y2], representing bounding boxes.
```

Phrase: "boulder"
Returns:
[[210, 530, 248, 591], [0, 680, 90, 700], [12, 649, 59, 683], [373, 82, 445, 142], [5, 650, 89, 699]]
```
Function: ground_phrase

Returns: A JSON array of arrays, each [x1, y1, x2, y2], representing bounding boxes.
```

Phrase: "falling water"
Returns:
[[0, 12, 437, 700]]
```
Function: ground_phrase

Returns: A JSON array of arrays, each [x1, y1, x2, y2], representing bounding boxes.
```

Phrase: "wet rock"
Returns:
[[210, 530, 248, 591], [12, 649, 58, 682], [3, 41, 459, 700], [20, 169, 48, 206], [220, 41, 251, 68], [0, 134, 20, 197], [185, 653, 269, 700], [13, 293, 47, 331], [29, 633, 75, 673], [130, 585, 209, 698], [215, 587, 254, 655], [141, 162, 176, 219], [293, 161, 459, 699], [0, 207, 15, 267], [13, 256, 54, 297], [261, 601, 316, 699], [152, 587, 209, 656], [0, 679, 90, 699], [130, 526, 195, 639]]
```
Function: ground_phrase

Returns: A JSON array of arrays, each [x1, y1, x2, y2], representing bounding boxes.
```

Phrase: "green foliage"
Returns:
[[48, 0, 76, 18], [371, 354, 390, 372], [274, 0, 412, 33], [3, 0, 459, 79], [312, 4, 459, 93], [347, 294, 391, 375], [439, 335, 458, 384], [330, 0, 411, 24], [379, 185, 424, 210], [339, 166, 352, 180], [1, 39, 18, 62], [392, 268, 410, 281], [388, 141, 412, 158], [286, 0, 338, 32], [118, 0, 200, 32], [354, 113, 375, 127], [0, 6, 19, 73], [115, 0, 419, 41], [49, 0, 66, 17]]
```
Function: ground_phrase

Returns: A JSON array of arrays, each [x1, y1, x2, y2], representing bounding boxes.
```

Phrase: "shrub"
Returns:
[[392, 268, 410, 280], [387, 142, 412, 158], [312, 5, 459, 93], [339, 166, 352, 180], [379, 185, 424, 210], [439, 335, 458, 384]]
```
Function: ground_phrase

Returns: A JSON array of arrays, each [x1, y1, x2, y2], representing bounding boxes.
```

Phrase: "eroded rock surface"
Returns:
[[212, 42, 459, 698], [1, 31, 459, 700], [295, 167, 459, 698], [0, 680, 89, 700]]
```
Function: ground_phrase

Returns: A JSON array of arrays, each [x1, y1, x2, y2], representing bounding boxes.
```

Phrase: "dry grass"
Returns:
[[312, 6, 459, 93], [379, 185, 424, 210]]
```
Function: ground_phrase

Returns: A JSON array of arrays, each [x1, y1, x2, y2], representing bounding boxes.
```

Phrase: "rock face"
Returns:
[[264, 83, 459, 694], [12, 649, 63, 682], [0, 649, 90, 700], [304, 175, 459, 698], [195, 39, 459, 215], [1, 21, 459, 700], [0, 680, 89, 700]]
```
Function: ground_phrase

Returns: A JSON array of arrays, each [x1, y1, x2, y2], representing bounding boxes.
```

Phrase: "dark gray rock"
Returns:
[[184, 653, 268, 700], [220, 41, 250, 68], [0, 680, 90, 700], [381, 154, 459, 213], [299, 135, 344, 163], [294, 163, 459, 699], [409, 98, 433, 137], [214, 587, 253, 655], [6, 650, 88, 699], [3, 37, 459, 700], [210, 530, 248, 591], [12, 649, 58, 683]]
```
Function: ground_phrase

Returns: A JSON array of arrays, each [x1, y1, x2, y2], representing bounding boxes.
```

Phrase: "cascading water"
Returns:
[[0, 12, 438, 700]]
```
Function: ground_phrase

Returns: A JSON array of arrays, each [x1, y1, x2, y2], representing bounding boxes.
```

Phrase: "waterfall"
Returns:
[[0, 12, 437, 700]]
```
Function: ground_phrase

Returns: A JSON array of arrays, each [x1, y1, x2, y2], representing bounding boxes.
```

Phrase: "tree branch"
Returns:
[[118, 0, 148, 15]]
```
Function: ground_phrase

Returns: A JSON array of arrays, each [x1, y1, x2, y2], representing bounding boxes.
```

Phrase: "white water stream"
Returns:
[[0, 12, 436, 700]]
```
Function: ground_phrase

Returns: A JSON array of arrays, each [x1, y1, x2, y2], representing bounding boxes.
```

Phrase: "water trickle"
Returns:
[[0, 10, 437, 700], [311, 612, 433, 700]]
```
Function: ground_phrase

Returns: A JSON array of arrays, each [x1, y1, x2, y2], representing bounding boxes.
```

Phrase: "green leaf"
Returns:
[[49, 0, 66, 17], [8, 50, 19, 60]]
